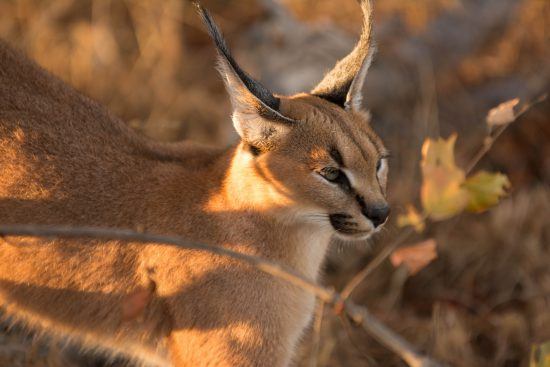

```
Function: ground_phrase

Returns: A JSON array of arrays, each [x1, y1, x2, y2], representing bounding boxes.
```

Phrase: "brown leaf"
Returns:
[[486, 98, 520, 128], [390, 239, 437, 275]]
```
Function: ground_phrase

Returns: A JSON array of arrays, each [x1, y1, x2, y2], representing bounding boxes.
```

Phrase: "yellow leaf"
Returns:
[[420, 134, 469, 220], [397, 205, 425, 232], [531, 341, 550, 367], [390, 239, 437, 276], [463, 171, 510, 212], [486, 98, 520, 128]]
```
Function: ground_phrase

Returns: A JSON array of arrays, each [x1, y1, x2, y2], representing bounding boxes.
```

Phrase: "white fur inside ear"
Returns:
[[231, 111, 253, 139], [232, 111, 290, 148], [345, 46, 375, 111]]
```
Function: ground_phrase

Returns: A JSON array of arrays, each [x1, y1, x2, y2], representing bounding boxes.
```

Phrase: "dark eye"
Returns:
[[376, 159, 382, 172], [320, 167, 341, 182]]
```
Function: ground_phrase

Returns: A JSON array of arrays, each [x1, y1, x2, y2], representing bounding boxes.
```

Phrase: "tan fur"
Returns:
[[0, 2, 388, 366]]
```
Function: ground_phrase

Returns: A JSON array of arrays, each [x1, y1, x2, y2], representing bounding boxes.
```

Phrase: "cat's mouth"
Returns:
[[329, 213, 372, 240]]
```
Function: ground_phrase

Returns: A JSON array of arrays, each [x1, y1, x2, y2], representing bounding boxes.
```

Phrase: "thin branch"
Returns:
[[0, 224, 334, 302], [309, 301, 325, 367], [339, 313, 376, 364], [345, 302, 442, 367], [466, 93, 547, 174], [341, 93, 547, 302], [0, 224, 444, 367], [341, 227, 415, 301]]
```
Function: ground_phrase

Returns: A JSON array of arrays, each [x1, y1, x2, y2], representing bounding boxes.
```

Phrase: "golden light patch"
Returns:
[[228, 322, 262, 348], [308, 146, 330, 162], [204, 149, 295, 213], [0, 140, 53, 200]]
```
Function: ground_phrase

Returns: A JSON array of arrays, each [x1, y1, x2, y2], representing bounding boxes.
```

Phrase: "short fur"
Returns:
[[0, 1, 388, 366]]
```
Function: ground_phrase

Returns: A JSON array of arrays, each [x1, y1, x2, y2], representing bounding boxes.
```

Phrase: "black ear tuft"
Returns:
[[195, 3, 281, 112], [195, 3, 294, 147]]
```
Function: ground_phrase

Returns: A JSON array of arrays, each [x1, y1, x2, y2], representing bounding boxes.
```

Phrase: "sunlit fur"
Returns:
[[0, 1, 387, 366]]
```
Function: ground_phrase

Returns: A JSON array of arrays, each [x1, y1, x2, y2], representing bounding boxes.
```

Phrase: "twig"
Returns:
[[465, 93, 547, 174], [345, 302, 442, 367], [0, 224, 444, 367], [0, 224, 333, 302], [341, 227, 415, 301], [309, 301, 325, 367], [340, 93, 547, 302], [339, 313, 375, 364]]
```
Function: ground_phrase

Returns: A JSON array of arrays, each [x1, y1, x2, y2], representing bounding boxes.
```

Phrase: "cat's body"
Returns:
[[0, 2, 388, 366]]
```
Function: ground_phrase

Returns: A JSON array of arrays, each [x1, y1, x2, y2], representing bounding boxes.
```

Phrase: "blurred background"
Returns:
[[0, 0, 549, 366]]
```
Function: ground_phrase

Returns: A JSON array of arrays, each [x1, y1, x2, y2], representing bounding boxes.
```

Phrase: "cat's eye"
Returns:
[[320, 167, 341, 182], [376, 159, 382, 172]]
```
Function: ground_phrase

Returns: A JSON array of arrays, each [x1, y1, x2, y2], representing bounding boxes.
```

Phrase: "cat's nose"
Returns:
[[362, 204, 390, 228]]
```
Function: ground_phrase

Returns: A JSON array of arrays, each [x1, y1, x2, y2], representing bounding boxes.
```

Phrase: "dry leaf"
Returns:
[[530, 341, 550, 367], [463, 171, 510, 212], [390, 239, 437, 275], [397, 205, 426, 232], [420, 134, 469, 220], [486, 98, 520, 127], [419, 134, 510, 221]]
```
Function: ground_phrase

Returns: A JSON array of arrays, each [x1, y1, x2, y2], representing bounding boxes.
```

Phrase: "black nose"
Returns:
[[362, 204, 390, 228]]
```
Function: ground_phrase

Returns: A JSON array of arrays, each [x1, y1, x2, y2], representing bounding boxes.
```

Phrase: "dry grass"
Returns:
[[0, 0, 548, 366]]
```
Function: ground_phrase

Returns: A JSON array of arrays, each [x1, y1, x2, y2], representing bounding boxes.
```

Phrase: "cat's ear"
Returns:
[[311, 0, 375, 111], [196, 4, 295, 151]]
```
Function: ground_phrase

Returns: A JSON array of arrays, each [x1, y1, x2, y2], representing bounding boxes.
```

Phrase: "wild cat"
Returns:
[[0, 1, 388, 366]]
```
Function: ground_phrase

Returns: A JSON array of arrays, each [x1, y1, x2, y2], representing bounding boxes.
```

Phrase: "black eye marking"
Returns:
[[319, 167, 352, 193], [355, 194, 367, 213], [329, 148, 344, 167]]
